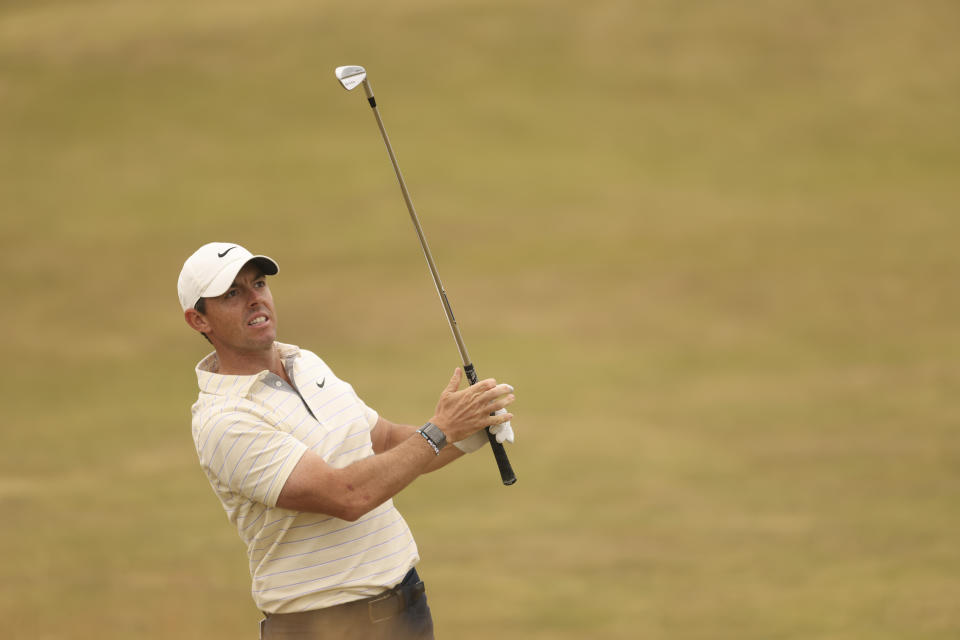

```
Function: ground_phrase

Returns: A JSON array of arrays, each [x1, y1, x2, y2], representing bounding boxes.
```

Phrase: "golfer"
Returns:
[[177, 242, 516, 639]]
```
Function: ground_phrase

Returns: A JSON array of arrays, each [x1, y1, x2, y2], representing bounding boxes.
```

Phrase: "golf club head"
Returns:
[[335, 65, 367, 91]]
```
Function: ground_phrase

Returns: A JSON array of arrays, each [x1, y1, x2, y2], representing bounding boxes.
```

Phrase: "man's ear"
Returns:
[[184, 308, 211, 335]]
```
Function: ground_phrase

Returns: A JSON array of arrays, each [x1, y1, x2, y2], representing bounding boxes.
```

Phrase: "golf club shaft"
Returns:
[[361, 79, 517, 486]]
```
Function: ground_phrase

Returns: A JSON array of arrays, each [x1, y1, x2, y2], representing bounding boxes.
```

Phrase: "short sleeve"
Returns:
[[362, 403, 379, 429], [194, 411, 308, 507]]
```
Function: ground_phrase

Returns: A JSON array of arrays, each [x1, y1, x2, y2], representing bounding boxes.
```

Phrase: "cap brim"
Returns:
[[200, 256, 279, 299]]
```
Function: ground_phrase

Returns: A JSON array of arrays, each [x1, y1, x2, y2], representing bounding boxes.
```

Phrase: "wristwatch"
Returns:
[[417, 422, 447, 455]]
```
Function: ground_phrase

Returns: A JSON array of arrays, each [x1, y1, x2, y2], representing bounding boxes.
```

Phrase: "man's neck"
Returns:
[[214, 342, 289, 383]]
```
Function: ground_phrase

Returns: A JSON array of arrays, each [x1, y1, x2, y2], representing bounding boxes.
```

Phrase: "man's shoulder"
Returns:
[[190, 393, 269, 431]]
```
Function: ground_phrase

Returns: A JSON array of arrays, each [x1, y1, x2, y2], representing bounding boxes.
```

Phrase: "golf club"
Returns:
[[335, 64, 517, 486]]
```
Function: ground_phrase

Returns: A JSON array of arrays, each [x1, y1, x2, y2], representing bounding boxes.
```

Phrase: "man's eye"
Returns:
[[255, 280, 265, 288], [224, 290, 237, 298]]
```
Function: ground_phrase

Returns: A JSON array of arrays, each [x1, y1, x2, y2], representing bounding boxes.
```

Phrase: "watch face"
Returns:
[[423, 423, 446, 448]]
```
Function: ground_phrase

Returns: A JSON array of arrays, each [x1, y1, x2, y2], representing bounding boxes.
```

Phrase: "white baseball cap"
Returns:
[[177, 242, 279, 312]]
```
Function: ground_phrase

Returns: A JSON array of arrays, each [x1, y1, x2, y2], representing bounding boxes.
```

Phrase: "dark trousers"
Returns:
[[260, 569, 434, 639]]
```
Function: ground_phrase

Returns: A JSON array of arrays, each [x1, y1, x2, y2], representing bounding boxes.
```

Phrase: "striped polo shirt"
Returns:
[[190, 342, 419, 614]]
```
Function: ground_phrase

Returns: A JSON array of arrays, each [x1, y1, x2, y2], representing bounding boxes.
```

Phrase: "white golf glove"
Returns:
[[453, 409, 516, 453], [488, 408, 515, 444]]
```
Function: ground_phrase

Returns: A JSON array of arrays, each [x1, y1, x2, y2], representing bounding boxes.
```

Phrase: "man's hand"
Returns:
[[431, 368, 515, 443], [454, 407, 515, 453]]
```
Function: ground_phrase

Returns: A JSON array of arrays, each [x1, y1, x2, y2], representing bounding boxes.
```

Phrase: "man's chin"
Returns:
[[246, 324, 277, 345], [254, 335, 278, 350]]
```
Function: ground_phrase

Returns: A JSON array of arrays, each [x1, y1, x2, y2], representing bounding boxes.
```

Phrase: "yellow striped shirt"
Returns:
[[191, 342, 418, 613]]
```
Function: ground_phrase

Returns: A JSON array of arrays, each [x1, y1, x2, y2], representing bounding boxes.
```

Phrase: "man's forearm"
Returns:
[[277, 431, 439, 519], [278, 373, 514, 519]]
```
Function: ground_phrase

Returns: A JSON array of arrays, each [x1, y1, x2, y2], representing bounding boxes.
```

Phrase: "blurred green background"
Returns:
[[2, 0, 959, 638]]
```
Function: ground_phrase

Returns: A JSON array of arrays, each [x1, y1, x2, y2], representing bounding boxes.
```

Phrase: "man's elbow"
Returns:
[[334, 487, 384, 522], [335, 505, 367, 523]]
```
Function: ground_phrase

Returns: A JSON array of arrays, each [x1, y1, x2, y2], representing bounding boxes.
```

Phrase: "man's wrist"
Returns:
[[417, 422, 447, 455]]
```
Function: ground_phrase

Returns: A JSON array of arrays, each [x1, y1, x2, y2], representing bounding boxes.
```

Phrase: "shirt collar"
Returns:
[[194, 342, 302, 397]]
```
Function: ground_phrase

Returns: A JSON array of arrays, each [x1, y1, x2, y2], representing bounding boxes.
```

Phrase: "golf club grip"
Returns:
[[464, 363, 517, 486]]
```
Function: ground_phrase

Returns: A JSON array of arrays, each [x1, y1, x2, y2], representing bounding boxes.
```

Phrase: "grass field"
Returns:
[[2, 0, 959, 638]]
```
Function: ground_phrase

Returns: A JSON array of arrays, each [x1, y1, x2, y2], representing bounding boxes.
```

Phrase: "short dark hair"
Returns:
[[194, 298, 212, 344]]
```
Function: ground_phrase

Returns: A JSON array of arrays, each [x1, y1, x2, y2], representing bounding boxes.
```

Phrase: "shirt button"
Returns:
[[275, 381, 283, 388]]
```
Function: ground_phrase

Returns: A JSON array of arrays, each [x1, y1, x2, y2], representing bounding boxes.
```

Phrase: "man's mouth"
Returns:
[[248, 315, 269, 326]]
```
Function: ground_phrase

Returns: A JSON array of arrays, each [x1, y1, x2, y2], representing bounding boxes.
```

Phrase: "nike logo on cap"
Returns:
[[217, 246, 238, 258]]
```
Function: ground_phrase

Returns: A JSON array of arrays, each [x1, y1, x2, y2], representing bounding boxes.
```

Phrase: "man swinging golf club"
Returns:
[[178, 242, 516, 639]]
